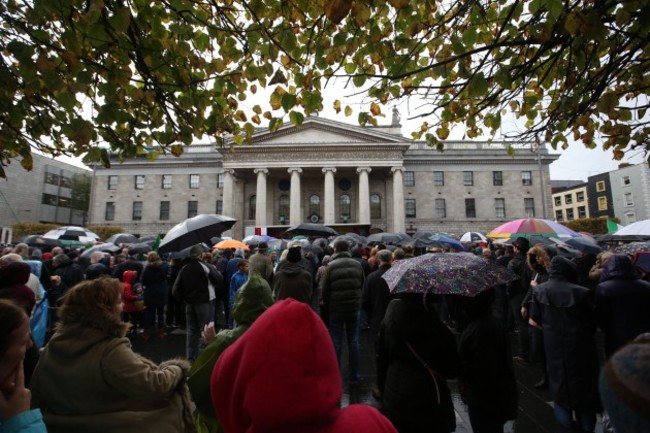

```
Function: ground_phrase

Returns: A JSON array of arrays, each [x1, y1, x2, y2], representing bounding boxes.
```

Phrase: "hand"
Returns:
[[0, 364, 31, 421], [520, 306, 528, 319], [202, 322, 217, 345], [50, 275, 61, 286]]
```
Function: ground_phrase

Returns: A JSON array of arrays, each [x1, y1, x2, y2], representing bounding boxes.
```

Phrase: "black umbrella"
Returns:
[[397, 237, 444, 249], [80, 243, 122, 259], [563, 237, 602, 256], [106, 233, 139, 245], [159, 214, 237, 254], [284, 223, 338, 238], [367, 232, 411, 245], [128, 243, 153, 255], [20, 235, 64, 248]]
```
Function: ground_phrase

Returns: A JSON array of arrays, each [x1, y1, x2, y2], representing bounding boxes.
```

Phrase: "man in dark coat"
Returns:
[[111, 253, 144, 281], [323, 239, 365, 385], [272, 246, 313, 304], [595, 253, 650, 357], [529, 256, 599, 433], [507, 237, 532, 362], [362, 249, 393, 341]]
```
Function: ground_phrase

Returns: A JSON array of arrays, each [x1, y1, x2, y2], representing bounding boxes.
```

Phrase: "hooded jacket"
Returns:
[[211, 299, 397, 433], [595, 254, 650, 356], [272, 261, 313, 304], [121, 270, 140, 314]]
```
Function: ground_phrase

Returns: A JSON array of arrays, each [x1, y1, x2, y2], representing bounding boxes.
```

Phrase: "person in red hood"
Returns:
[[121, 270, 142, 335], [211, 298, 397, 433]]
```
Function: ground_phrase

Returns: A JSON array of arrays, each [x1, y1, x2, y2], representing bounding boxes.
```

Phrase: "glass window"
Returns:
[[495, 198, 506, 218], [188, 201, 198, 218], [596, 181, 606, 192], [340, 194, 351, 221], [524, 198, 535, 217], [465, 198, 476, 218], [41, 193, 58, 206], [132, 201, 143, 220], [135, 175, 145, 190], [434, 199, 445, 218], [248, 195, 256, 220], [555, 210, 563, 221], [189, 174, 200, 189], [403, 171, 415, 187], [217, 173, 224, 189], [160, 201, 170, 220], [576, 191, 585, 202], [58, 197, 71, 208], [162, 175, 172, 189], [433, 171, 444, 186], [309, 195, 320, 216], [279, 195, 289, 221], [598, 196, 608, 211], [105, 202, 115, 221], [566, 208, 574, 220], [216, 200, 223, 215], [108, 175, 118, 190], [622, 176, 631, 186], [406, 198, 417, 218], [625, 212, 636, 224], [625, 192, 634, 206], [493, 171, 503, 186], [463, 171, 473, 186], [522, 171, 532, 186], [554, 196, 562, 206], [44, 172, 59, 186], [370, 194, 381, 219], [578, 206, 586, 218], [564, 194, 573, 204]]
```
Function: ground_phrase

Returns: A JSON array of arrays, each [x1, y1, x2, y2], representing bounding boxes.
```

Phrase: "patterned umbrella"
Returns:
[[382, 252, 518, 297], [459, 232, 488, 243], [614, 241, 650, 256], [43, 226, 101, 243], [487, 218, 580, 239]]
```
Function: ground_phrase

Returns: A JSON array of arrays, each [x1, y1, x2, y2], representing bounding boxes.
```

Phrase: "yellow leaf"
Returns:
[[324, 0, 352, 24], [613, 149, 624, 160], [345, 106, 353, 116], [263, 111, 273, 120], [387, 0, 410, 9], [234, 110, 247, 122], [352, 2, 371, 26], [252, 115, 261, 125], [333, 99, 342, 113], [250, 84, 258, 94], [437, 127, 450, 140], [370, 102, 381, 116]]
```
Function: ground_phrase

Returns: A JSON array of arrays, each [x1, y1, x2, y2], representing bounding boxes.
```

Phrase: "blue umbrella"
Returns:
[[428, 235, 464, 251]]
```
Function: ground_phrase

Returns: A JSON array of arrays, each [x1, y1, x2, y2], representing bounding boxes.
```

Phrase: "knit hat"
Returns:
[[512, 237, 530, 252], [0, 261, 36, 315], [286, 247, 302, 263], [189, 244, 204, 259], [257, 242, 268, 252], [600, 334, 650, 432]]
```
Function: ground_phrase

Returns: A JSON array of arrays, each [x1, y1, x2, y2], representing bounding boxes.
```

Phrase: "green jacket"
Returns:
[[323, 252, 365, 313], [187, 273, 274, 433]]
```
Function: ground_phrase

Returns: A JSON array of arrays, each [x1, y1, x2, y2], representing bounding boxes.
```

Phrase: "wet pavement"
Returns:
[[132, 326, 604, 433]]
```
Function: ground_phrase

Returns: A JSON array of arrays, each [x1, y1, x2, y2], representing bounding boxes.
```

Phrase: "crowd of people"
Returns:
[[0, 233, 649, 433]]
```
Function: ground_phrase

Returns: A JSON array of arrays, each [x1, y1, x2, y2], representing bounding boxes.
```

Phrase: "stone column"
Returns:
[[222, 169, 235, 218], [288, 167, 303, 225], [357, 167, 372, 225], [322, 167, 337, 225], [254, 168, 268, 227], [391, 167, 405, 233]]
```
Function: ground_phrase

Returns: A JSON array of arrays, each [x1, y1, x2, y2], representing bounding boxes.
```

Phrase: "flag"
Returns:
[[607, 219, 622, 233], [152, 234, 161, 252]]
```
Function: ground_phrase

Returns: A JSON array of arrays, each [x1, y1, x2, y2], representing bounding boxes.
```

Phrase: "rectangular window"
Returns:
[[463, 171, 474, 186], [598, 196, 608, 211], [405, 199, 416, 218], [162, 175, 172, 189], [554, 196, 562, 206], [217, 173, 224, 189], [564, 194, 573, 204], [188, 201, 198, 218], [435, 198, 446, 218], [625, 212, 636, 224], [596, 181, 606, 192], [403, 171, 415, 187], [58, 197, 71, 208], [108, 175, 118, 190], [493, 171, 503, 186], [465, 198, 476, 218], [135, 175, 145, 190], [370, 194, 381, 219], [566, 208, 574, 220], [555, 210, 563, 221], [578, 206, 587, 218], [160, 201, 170, 220], [41, 193, 58, 206], [625, 192, 634, 206], [495, 198, 506, 218], [105, 202, 115, 221], [190, 174, 200, 189], [524, 198, 535, 217], [576, 191, 585, 202], [216, 200, 223, 215], [132, 201, 143, 221], [44, 172, 60, 186], [522, 171, 532, 186], [433, 171, 444, 186], [622, 176, 631, 186]]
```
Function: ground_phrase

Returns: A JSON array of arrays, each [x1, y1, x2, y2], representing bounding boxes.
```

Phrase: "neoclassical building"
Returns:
[[89, 116, 558, 239]]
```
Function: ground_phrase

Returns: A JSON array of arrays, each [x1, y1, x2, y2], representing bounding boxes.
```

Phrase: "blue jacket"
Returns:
[[0, 409, 47, 433]]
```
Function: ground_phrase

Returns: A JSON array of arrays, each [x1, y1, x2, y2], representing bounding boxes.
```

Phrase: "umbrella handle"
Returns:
[[406, 341, 441, 404]]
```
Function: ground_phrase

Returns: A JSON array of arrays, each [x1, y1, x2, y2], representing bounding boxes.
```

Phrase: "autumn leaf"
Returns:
[[324, 0, 352, 24]]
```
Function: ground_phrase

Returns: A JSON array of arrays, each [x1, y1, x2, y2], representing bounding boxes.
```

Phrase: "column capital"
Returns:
[[288, 167, 303, 175], [391, 166, 404, 174], [223, 168, 236, 175], [253, 168, 269, 175], [356, 167, 372, 174], [322, 167, 337, 174]]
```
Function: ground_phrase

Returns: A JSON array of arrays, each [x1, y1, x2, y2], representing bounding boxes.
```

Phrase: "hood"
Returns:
[[548, 256, 579, 283], [600, 254, 639, 282], [231, 272, 274, 325], [276, 261, 306, 277], [211, 299, 396, 433], [122, 269, 138, 284], [527, 244, 550, 272]]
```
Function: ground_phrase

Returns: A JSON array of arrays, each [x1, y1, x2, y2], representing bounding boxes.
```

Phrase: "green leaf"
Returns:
[[462, 28, 478, 47], [110, 7, 131, 33], [289, 110, 304, 126], [468, 73, 488, 98], [281, 93, 297, 112]]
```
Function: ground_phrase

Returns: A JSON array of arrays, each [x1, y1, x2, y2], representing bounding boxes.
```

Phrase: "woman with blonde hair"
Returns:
[[140, 251, 169, 340], [30, 277, 193, 433]]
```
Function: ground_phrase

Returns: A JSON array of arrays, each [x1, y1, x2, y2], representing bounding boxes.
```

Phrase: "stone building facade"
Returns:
[[89, 117, 557, 239]]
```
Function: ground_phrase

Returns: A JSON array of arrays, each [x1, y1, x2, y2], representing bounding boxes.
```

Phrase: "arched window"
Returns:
[[309, 194, 320, 216], [370, 194, 381, 219], [279, 195, 289, 222], [248, 195, 256, 220], [340, 194, 351, 221]]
